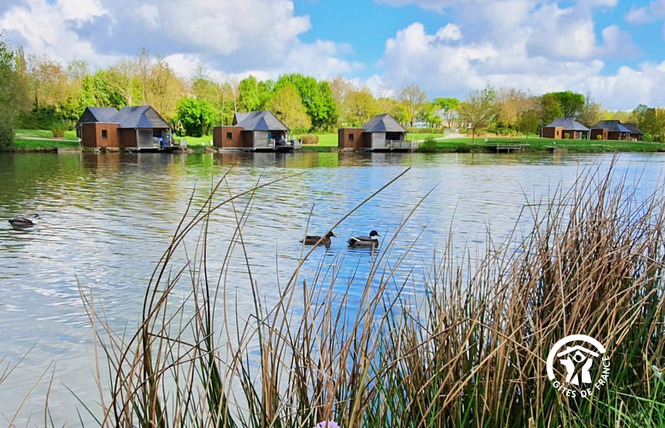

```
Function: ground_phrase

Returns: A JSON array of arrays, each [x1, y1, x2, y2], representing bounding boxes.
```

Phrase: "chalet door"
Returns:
[[254, 131, 269, 148], [372, 133, 386, 149], [138, 130, 155, 149]]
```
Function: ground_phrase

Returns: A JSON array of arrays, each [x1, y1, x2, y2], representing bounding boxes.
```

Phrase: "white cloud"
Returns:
[[135, 4, 160, 30], [435, 24, 462, 41], [370, 1, 652, 110], [0, 0, 356, 80], [0, 0, 111, 65], [625, 0, 665, 24]]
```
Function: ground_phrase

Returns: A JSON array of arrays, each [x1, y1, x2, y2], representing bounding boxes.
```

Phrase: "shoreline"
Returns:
[[3, 145, 664, 155]]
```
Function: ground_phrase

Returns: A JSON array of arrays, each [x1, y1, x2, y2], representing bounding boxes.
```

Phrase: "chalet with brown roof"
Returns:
[[76, 105, 172, 150], [213, 111, 296, 150], [338, 114, 412, 150], [541, 118, 590, 140]]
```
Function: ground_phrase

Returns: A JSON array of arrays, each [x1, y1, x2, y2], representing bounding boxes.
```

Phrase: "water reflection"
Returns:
[[0, 151, 664, 424]]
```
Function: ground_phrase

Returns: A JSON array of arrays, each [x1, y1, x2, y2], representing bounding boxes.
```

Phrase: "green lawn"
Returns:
[[13, 138, 80, 149], [174, 134, 214, 147], [10, 129, 664, 153], [16, 129, 78, 140], [303, 132, 448, 149], [427, 135, 663, 153], [13, 129, 80, 150]]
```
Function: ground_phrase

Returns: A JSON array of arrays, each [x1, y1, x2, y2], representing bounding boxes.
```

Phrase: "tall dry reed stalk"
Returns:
[[80, 161, 665, 427]]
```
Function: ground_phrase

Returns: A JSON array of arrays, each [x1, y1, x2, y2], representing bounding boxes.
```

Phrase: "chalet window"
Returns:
[[101, 130, 108, 139], [349, 134, 354, 142], [226, 132, 232, 140]]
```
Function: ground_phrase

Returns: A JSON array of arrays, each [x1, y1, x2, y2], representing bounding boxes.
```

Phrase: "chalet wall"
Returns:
[[81, 123, 120, 148], [119, 129, 138, 148], [541, 126, 562, 139], [338, 128, 367, 149], [214, 126, 246, 148]]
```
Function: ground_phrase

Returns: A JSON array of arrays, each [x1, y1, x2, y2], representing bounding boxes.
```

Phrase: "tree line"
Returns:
[[1, 35, 664, 149]]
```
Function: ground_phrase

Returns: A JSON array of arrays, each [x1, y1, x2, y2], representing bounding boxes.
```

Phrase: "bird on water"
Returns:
[[8, 214, 41, 229], [300, 230, 336, 247], [347, 230, 380, 247]]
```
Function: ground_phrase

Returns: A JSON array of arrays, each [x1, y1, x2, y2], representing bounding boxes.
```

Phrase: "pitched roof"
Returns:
[[78, 105, 169, 129], [363, 114, 407, 133], [623, 122, 643, 135], [592, 120, 632, 133], [544, 117, 590, 131], [78, 107, 119, 124], [236, 110, 289, 132], [114, 105, 170, 129], [233, 112, 250, 125]]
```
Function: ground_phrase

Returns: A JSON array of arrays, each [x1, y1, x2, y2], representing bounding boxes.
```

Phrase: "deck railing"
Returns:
[[372, 139, 417, 150]]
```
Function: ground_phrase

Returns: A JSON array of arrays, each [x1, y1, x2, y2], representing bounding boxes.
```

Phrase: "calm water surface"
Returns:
[[1, 151, 664, 424]]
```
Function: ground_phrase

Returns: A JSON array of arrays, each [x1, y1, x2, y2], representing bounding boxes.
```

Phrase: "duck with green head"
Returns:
[[347, 230, 380, 247]]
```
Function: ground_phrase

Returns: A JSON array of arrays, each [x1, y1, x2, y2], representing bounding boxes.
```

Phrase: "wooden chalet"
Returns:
[[541, 117, 590, 140], [622, 122, 644, 141], [338, 114, 412, 151], [590, 120, 638, 141], [213, 111, 298, 151], [77, 105, 172, 150]]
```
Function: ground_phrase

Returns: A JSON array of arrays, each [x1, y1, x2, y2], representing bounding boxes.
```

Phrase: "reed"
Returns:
[[81, 161, 665, 427]]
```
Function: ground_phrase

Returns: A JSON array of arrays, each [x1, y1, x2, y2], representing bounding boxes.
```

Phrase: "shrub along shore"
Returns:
[[40, 163, 660, 427], [6, 129, 665, 154]]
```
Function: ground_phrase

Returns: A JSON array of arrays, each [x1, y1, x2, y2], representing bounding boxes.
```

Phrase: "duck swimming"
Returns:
[[300, 230, 336, 247], [347, 230, 380, 247], [9, 214, 41, 229]]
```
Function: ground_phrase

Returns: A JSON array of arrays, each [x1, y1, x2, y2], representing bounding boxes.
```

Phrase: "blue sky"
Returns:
[[1, 0, 664, 110]]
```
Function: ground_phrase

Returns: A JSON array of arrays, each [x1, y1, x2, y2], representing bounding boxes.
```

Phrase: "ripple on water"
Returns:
[[1, 152, 664, 424]]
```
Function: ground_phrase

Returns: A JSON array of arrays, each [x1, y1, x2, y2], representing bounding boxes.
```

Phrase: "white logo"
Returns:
[[546, 334, 610, 398]]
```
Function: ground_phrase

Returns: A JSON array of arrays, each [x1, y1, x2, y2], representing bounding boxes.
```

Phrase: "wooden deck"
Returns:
[[492, 143, 528, 153]]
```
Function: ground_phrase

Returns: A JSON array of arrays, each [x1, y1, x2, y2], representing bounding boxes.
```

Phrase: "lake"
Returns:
[[1, 151, 664, 424]]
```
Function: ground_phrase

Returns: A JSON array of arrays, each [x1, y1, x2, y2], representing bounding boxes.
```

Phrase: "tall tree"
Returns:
[[191, 69, 228, 126], [275, 74, 338, 131], [376, 97, 408, 124], [541, 93, 563, 125], [633, 104, 665, 143], [238, 75, 264, 112], [148, 54, 186, 120], [26, 54, 69, 108], [265, 83, 311, 134], [176, 97, 214, 137], [576, 92, 604, 128], [137, 47, 151, 104], [458, 86, 498, 144], [107, 58, 138, 106], [0, 36, 28, 148], [327, 75, 354, 126], [432, 97, 460, 129], [542, 91, 585, 118], [345, 88, 378, 127], [398, 84, 428, 127]]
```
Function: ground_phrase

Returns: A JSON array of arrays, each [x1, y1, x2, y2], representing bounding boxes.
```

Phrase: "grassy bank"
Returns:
[[300, 134, 663, 153], [63, 163, 665, 427], [422, 135, 664, 153], [9, 129, 665, 153]]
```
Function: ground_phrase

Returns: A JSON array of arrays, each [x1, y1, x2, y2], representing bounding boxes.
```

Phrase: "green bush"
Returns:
[[0, 122, 14, 149], [301, 134, 319, 145], [17, 105, 73, 131], [51, 120, 67, 138], [416, 137, 438, 152]]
